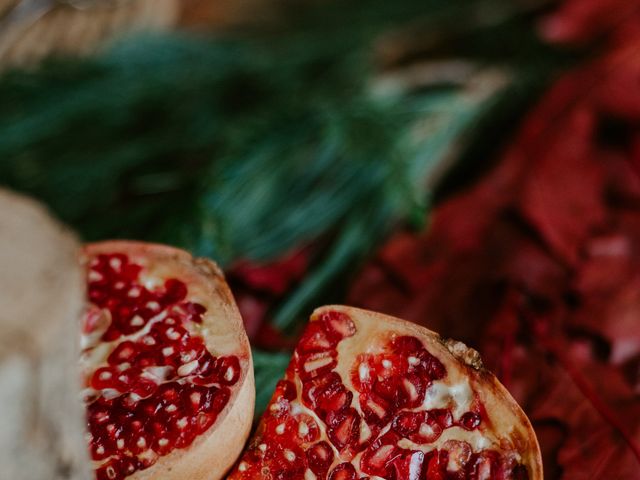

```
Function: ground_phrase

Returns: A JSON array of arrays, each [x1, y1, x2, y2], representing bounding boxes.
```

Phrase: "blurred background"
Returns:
[[1, 0, 640, 478]]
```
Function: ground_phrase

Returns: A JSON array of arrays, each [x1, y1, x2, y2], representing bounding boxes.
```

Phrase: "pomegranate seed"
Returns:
[[298, 350, 338, 380], [430, 409, 454, 429], [360, 393, 391, 427], [306, 441, 335, 476], [302, 372, 342, 408], [295, 414, 320, 442], [315, 382, 353, 419], [216, 356, 241, 385], [297, 322, 337, 353], [163, 279, 187, 304], [360, 435, 402, 478], [460, 411, 482, 430], [91, 367, 119, 390], [390, 336, 423, 354], [425, 450, 448, 480], [391, 411, 424, 437], [391, 450, 424, 480], [108, 342, 138, 365], [326, 408, 361, 451], [319, 311, 357, 341], [328, 462, 357, 480], [443, 440, 472, 474], [274, 379, 297, 402], [182, 301, 207, 323]]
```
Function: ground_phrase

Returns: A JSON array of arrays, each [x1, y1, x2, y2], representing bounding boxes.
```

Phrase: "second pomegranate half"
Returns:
[[80, 241, 254, 480], [228, 305, 542, 480]]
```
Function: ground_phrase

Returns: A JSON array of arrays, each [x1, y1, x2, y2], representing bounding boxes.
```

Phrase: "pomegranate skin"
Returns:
[[229, 305, 542, 480], [81, 241, 254, 480]]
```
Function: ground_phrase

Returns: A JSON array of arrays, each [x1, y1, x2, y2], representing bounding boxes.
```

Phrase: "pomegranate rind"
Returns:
[[229, 305, 542, 480], [82, 240, 254, 480]]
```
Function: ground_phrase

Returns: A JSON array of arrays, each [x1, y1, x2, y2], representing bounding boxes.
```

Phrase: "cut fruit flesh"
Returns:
[[228, 305, 542, 480], [81, 241, 254, 480]]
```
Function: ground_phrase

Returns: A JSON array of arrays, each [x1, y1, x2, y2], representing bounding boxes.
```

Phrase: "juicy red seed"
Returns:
[[158, 383, 182, 403], [130, 377, 157, 398], [175, 425, 197, 449], [163, 279, 188, 304], [373, 377, 402, 404], [319, 311, 357, 341], [297, 350, 338, 380], [211, 387, 231, 412], [91, 367, 119, 390], [195, 412, 218, 433], [216, 356, 241, 385], [360, 392, 391, 427], [296, 414, 320, 442], [392, 450, 424, 480], [460, 411, 481, 430], [424, 355, 446, 380], [306, 441, 335, 475], [96, 459, 123, 480], [390, 335, 424, 354], [297, 322, 337, 353], [401, 375, 426, 408], [430, 409, 454, 428], [202, 387, 223, 414], [316, 382, 353, 417], [275, 379, 297, 401], [360, 438, 402, 477], [107, 341, 138, 365], [183, 302, 206, 323], [90, 438, 110, 461], [326, 408, 361, 451], [302, 371, 342, 407], [391, 411, 424, 437], [135, 351, 163, 368], [329, 462, 357, 480], [426, 449, 448, 478]]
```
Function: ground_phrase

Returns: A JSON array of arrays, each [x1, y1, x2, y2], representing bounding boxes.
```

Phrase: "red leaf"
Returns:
[[539, 0, 640, 46], [530, 359, 640, 479], [226, 247, 311, 342], [229, 248, 309, 296], [518, 107, 607, 265]]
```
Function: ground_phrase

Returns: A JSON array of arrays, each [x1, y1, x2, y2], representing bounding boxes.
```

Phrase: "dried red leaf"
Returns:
[[530, 359, 640, 479], [229, 248, 309, 296], [518, 107, 607, 266], [226, 247, 310, 342], [539, 0, 640, 46]]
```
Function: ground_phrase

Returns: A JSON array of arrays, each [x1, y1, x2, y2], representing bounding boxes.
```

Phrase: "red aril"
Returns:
[[80, 241, 254, 480], [228, 305, 542, 480]]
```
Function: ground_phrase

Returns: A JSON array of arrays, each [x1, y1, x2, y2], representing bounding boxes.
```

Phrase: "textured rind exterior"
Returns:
[[315, 305, 543, 480], [83, 241, 255, 480]]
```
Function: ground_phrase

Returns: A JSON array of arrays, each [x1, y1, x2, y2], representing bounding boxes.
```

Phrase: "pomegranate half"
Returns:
[[228, 305, 542, 480], [80, 241, 254, 480]]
